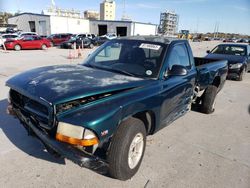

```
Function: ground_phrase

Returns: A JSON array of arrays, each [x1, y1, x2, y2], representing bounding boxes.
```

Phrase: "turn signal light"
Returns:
[[56, 133, 99, 146]]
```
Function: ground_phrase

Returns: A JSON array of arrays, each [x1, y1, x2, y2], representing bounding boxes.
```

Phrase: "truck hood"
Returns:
[[6, 65, 152, 104], [205, 53, 246, 64]]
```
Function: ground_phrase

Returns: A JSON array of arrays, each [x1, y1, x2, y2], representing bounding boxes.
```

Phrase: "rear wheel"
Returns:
[[14, 44, 21, 51], [201, 85, 218, 114], [89, 43, 94, 49], [107, 117, 146, 180], [41, 44, 47, 50]]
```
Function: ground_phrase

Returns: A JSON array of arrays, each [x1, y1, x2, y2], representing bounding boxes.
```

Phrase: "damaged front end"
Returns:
[[7, 90, 109, 175]]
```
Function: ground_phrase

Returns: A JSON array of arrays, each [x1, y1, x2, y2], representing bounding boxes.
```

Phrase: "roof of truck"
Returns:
[[118, 35, 186, 44]]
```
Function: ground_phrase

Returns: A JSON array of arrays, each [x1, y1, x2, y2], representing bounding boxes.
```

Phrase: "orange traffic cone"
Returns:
[[77, 46, 82, 58], [68, 50, 73, 59]]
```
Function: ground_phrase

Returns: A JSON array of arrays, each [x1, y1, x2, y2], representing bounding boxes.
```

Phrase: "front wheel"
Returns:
[[107, 117, 146, 180], [14, 44, 21, 51], [201, 85, 218, 114], [237, 67, 246, 81]]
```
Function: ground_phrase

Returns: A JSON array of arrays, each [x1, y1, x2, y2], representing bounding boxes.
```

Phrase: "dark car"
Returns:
[[206, 44, 250, 81], [60, 35, 94, 49], [94, 36, 109, 45], [6, 37, 228, 180], [47, 33, 73, 46]]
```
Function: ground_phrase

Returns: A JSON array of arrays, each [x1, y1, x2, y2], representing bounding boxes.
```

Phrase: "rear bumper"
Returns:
[[8, 105, 108, 174]]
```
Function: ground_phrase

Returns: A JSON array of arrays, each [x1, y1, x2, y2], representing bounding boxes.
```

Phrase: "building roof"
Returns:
[[8, 12, 50, 19], [90, 20, 157, 26]]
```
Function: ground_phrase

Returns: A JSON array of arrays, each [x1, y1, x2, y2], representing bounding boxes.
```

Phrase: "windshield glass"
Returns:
[[211, 45, 246, 56], [83, 40, 166, 78]]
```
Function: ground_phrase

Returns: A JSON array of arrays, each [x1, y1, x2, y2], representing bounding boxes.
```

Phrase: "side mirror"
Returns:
[[206, 50, 210, 53], [165, 65, 188, 78]]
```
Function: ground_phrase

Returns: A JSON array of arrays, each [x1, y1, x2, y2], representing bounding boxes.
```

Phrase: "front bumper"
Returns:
[[227, 68, 241, 79], [8, 105, 108, 174]]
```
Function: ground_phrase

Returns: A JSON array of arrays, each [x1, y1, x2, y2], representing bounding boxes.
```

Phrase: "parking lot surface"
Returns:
[[0, 41, 250, 188]]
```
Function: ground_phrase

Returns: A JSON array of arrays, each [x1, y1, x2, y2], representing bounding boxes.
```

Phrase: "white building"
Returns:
[[8, 13, 90, 36], [8, 13, 158, 37], [100, 0, 116, 20], [90, 20, 158, 37]]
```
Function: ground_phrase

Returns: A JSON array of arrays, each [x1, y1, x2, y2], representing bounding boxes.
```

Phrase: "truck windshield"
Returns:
[[83, 40, 166, 78], [211, 45, 246, 56]]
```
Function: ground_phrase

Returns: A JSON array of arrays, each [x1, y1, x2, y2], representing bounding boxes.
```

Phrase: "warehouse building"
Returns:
[[8, 13, 90, 36], [90, 20, 158, 36], [8, 12, 157, 37]]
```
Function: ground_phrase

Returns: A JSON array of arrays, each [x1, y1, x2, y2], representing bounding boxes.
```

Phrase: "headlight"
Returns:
[[56, 122, 99, 146], [229, 63, 242, 69]]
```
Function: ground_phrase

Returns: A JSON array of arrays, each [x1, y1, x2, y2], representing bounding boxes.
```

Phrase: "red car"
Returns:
[[4, 35, 51, 51], [47, 33, 72, 46]]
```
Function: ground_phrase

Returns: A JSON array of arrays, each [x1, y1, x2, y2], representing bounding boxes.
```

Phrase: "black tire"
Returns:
[[14, 44, 21, 51], [201, 85, 218, 114], [237, 67, 246, 81], [41, 44, 47, 50], [107, 117, 146, 180]]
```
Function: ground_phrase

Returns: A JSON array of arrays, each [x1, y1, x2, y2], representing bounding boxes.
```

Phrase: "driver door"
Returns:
[[159, 43, 196, 125]]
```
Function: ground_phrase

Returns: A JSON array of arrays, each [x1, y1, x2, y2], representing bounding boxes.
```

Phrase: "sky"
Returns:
[[0, 0, 250, 34]]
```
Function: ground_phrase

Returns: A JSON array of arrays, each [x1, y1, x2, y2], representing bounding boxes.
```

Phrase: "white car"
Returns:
[[17, 32, 38, 38], [103, 33, 117, 40], [0, 34, 19, 47]]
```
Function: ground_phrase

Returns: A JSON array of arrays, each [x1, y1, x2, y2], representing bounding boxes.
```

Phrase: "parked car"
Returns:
[[105, 33, 117, 40], [236, 38, 248, 43], [94, 36, 110, 45], [6, 36, 228, 180], [0, 34, 19, 47], [18, 32, 38, 37], [4, 35, 51, 50], [223, 38, 234, 43], [47, 33, 73, 46], [60, 35, 94, 49], [206, 43, 250, 81]]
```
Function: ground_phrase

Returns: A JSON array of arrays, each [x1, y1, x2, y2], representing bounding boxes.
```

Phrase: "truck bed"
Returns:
[[194, 57, 228, 91], [194, 57, 225, 67]]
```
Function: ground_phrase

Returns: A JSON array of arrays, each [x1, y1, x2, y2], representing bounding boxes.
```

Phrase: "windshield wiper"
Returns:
[[85, 64, 136, 77], [108, 68, 136, 77]]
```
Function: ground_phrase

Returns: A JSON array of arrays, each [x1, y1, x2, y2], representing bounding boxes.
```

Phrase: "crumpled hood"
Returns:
[[205, 53, 247, 64], [6, 65, 153, 104]]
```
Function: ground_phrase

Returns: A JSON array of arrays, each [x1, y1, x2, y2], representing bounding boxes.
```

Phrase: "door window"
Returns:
[[167, 44, 191, 70]]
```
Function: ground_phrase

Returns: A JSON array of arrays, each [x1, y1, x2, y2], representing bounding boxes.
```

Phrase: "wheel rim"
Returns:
[[128, 133, 144, 169], [42, 45, 46, 50], [15, 45, 20, 50]]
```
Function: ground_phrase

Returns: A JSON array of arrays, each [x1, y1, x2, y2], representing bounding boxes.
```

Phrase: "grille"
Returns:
[[10, 89, 54, 129]]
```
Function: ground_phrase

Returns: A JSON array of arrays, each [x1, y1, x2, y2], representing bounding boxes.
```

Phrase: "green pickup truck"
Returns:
[[6, 36, 228, 180]]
